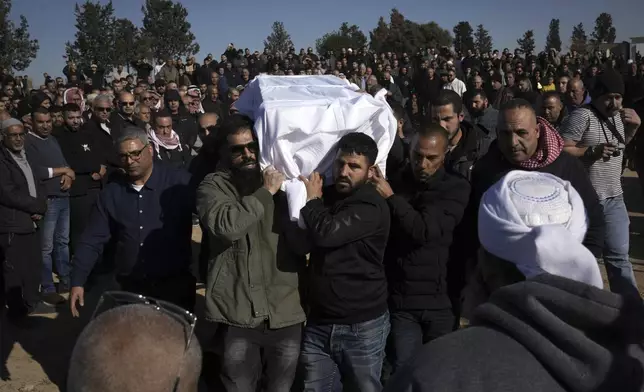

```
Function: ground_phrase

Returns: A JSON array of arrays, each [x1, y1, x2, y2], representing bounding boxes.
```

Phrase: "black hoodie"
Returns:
[[385, 274, 644, 392], [164, 90, 198, 149]]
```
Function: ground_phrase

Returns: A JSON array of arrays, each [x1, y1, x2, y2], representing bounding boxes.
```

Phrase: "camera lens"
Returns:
[[612, 150, 621, 157]]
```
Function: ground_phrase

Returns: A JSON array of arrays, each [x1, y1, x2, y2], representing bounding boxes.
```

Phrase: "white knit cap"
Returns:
[[478, 170, 603, 289]]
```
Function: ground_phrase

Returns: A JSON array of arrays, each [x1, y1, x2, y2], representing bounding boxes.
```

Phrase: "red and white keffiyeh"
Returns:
[[516, 117, 564, 170]]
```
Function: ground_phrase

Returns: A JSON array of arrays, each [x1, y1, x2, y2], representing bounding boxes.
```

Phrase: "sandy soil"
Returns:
[[1, 173, 643, 392]]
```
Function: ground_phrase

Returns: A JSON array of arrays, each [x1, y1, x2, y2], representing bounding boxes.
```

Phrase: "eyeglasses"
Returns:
[[120, 101, 136, 106], [92, 291, 197, 392], [94, 107, 111, 112], [142, 96, 152, 101], [118, 144, 148, 162]]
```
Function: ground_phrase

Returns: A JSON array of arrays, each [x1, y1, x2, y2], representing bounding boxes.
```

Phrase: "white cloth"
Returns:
[[478, 170, 603, 289], [443, 78, 467, 97], [234, 75, 397, 227]]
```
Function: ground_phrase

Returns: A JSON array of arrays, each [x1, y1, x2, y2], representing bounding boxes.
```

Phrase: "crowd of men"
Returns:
[[1, 41, 644, 392]]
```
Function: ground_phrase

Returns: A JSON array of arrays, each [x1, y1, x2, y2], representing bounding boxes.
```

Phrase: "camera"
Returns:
[[612, 148, 623, 157]]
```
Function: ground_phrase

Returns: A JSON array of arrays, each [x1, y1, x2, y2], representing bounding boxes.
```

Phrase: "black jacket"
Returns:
[[83, 118, 121, 172], [152, 144, 192, 170], [445, 120, 491, 180], [0, 147, 47, 234], [385, 274, 644, 392], [385, 167, 471, 311], [54, 126, 105, 196], [300, 184, 390, 324], [109, 112, 145, 143], [469, 141, 604, 257]]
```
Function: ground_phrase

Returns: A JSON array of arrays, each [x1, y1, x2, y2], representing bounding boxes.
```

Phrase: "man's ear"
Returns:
[[458, 112, 465, 122], [368, 165, 377, 180]]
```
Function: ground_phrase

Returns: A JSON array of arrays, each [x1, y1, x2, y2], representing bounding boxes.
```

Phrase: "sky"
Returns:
[[11, 0, 644, 84]]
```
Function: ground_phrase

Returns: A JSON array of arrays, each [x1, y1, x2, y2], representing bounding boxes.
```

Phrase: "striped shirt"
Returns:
[[559, 107, 624, 200]]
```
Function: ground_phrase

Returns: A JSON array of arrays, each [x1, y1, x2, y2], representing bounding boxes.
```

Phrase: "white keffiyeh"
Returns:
[[478, 170, 603, 289]]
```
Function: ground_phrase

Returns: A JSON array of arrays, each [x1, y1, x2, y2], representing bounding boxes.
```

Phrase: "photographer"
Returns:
[[561, 69, 642, 299]]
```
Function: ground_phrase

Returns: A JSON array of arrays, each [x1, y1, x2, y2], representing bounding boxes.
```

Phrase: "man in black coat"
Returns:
[[470, 99, 604, 257], [297, 133, 391, 392], [372, 124, 470, 373], [0, 119, 48, 317]]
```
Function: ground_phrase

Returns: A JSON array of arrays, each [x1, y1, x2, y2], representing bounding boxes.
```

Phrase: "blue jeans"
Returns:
[[388, 309, 454, 373], [41, 197, 70, 293], [600, 195, 639, 298], [300, 311, 390, 392]]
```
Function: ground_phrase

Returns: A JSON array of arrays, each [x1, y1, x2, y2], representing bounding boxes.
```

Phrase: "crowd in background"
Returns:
[[1, 41, 644, 392]]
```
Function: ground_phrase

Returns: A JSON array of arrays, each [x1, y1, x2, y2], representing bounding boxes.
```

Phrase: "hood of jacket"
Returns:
[[472, 274, 644, 392]]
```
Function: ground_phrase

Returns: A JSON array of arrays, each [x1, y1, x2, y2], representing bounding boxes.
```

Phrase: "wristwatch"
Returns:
[[583, 146, 595, 159]]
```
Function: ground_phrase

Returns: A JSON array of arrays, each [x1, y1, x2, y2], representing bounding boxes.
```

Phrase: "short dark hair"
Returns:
[[153, 109, 172, 122], [432, 90, 463, 114], [468, 89, 487, 101], [62, 103, 81, 114], [49, 105, 63, 114], [415, 123, 450, 151], [499, 98, 535, 114], [219, 114, 255, 146], [336, 133, 378, 166], [31, 107, 50, 119], [542, 91, 563, 104]]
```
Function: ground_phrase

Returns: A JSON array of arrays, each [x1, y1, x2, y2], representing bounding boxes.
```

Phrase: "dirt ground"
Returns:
[[1, 173, 644, 392]]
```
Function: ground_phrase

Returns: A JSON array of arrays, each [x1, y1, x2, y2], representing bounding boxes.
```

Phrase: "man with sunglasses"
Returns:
[[109, 91, 145, 143], [70, 126, 195, 315], [197, 115, 306, 392], [83, 95, 122, 179]]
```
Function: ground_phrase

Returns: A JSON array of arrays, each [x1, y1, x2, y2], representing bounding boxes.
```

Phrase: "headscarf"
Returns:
[[147, 125, 182, 159], [478, 170, 603, 289], [516, 117, 564, 170], [63, 87, 86, 113]]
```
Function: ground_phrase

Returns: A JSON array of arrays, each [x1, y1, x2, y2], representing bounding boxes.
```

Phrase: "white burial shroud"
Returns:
[[234, 75, 397, 228]]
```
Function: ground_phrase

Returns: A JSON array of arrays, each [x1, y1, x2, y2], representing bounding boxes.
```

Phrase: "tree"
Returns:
[[369, 9, 451, 55], [517, 30, 536, 54], [264, 21, 293, 54], [65, 0, 116, 68], [570, 23, 588, 53], [141, 0, 199, 61], [316, 22, 367, 56], [0, 3, 39, 72], [545, 18, 562, 52], [453, 21, 475, 55], [591, 12, 616, 44], [474, 24, 493, 54], [113, 18, 144, 69]]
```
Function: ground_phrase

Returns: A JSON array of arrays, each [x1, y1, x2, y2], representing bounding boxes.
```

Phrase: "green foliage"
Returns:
[[316, 22, 367, 56], [570, 23, 588, 53], [113, 18, 143, 67], [453, 21, 475, 54], [65, 0, 116, 67], [263, 21, 294, 54], [517, 30, 536, 54], [545, 18, 562, 52], [141, 0, 199, 60], [0, 0, 39, 71], [591, 12, 616, 44], [370, 9, 452, 55], [474, 24, 493, 54]]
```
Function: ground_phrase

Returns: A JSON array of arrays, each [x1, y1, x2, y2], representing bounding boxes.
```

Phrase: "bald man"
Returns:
[[67, 303, 202, 392], [567, 79, 590, 111], [109, 91, 145, 141]]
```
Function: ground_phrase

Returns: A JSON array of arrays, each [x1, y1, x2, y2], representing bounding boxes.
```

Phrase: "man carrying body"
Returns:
[[297, 133, 391, 391], [196, 115, 305, 391]]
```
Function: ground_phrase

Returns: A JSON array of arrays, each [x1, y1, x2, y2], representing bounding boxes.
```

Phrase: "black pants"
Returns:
[[387, 309, 455, 373], [116, 271, 197, 312], [216, 323, 302, 392], [69, 188, 101, 253], [0, 232, 42, 314]]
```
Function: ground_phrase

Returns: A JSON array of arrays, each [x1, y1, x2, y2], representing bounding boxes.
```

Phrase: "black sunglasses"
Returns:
[[229, 141, 258, 157], [120, 101, 135, 106], [94, 107, 111, 112]]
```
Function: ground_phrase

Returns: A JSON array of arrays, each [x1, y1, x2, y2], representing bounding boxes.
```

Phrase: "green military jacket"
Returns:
[[196, 171, 306, 328]]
